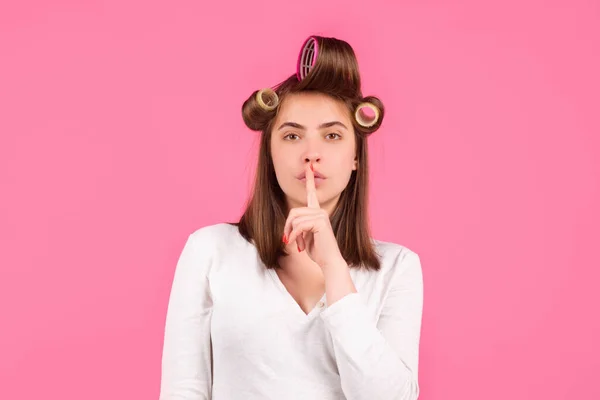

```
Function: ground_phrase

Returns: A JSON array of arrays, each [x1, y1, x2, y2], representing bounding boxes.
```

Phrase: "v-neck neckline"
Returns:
[[247, 236, 327, 319], [267, 267, 327, 319]]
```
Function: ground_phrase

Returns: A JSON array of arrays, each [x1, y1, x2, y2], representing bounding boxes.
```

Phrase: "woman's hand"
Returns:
[[283, 162, 345, 269]]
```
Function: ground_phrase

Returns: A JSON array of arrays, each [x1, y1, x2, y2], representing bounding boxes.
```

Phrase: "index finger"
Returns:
[[306, 162, 320, 209]]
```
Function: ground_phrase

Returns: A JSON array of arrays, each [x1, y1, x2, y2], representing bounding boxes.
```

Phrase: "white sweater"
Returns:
[[159, 222, 424, 400]]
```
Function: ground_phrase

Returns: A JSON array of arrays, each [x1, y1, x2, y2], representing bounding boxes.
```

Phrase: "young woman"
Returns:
[[159, 36, 424, 400]]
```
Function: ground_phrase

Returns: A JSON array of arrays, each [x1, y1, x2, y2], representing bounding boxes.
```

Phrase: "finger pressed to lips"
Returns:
[[306, 163, 320, 209], [281, 163, 323, 249]]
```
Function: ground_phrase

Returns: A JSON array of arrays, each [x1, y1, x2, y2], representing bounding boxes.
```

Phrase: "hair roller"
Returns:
[[256, 88, 279, 111], [354, 102, 380, 128], [297, 36, 319, 81], [241, 88, 279, 131]]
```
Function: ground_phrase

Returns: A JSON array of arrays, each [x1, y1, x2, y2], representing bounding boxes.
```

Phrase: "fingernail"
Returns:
[[297, 244, 302, 252], [282, 234, 287, 244], [310, 163, 314, 172]]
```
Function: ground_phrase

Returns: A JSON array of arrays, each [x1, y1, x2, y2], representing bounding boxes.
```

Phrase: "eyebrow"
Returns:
[[277, 121, 348, 131]]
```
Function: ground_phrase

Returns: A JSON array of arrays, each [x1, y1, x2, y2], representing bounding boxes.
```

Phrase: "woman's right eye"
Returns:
[[284, 133, 299, 140]]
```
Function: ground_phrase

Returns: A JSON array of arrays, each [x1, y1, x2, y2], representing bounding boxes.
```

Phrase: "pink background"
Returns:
[[1, 1, 599, 399]]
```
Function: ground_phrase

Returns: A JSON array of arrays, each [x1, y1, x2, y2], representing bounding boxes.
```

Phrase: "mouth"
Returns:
[[296, 171, 326, 180], [299, 176, 325, 188], [299, 176, 325, 182]]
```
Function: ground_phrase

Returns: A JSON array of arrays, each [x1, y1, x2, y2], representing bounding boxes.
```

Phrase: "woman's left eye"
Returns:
[[327, 133, 341, 139]]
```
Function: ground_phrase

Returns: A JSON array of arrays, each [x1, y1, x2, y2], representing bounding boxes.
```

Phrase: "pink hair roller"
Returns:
[[296, 36, 319, 81]]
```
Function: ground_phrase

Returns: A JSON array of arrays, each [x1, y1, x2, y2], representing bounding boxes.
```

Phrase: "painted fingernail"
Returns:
[[310, 163, 314, 172], [282, 234, 288, 244], [297, 244, 302, 252]]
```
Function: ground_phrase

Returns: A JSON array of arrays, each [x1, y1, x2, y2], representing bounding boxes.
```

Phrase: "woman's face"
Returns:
[[270, 92, 357, 215]]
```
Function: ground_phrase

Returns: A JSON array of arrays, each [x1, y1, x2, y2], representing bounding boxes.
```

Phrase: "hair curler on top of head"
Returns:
[[297, 36, 319, 81]]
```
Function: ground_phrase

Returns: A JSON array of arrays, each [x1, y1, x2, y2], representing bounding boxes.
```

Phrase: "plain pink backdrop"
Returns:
[[1, 0, 598, 399]]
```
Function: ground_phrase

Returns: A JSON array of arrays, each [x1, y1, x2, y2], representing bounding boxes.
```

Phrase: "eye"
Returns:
[[326, 133, 342, 140], [283, 133, 300, 141]]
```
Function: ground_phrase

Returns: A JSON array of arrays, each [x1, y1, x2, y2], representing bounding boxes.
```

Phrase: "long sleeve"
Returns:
[[159, 232, 214, 400], [320, 250, 424, 400]]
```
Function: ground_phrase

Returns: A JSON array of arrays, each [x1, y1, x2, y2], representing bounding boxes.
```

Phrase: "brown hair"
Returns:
[[230, 35, 385, 271]]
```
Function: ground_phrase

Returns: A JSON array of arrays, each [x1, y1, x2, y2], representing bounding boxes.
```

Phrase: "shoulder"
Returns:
[[178, 222, 242, 259], [187, 222, 241, 246], [174, 223, 243, 275], [188, 222, 239, 241], [371, 238, 423, 283]]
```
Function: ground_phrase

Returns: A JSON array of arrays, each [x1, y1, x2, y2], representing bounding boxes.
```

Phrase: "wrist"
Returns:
[[322, 256, 357, 305], [321, 254, 348, 273]]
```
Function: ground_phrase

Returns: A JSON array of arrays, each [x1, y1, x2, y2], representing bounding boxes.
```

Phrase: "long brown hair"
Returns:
[[231, 36, 386, 271]]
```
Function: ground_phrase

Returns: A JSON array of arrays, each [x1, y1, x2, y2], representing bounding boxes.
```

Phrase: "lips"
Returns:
[[297, 171, 325, 179]]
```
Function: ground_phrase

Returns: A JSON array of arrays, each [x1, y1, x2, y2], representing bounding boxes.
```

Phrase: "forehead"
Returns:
[[274, 92, 351, 126]]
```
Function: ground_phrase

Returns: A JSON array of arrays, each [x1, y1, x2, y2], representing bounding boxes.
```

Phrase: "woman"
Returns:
[[159, 35, 424, 400]]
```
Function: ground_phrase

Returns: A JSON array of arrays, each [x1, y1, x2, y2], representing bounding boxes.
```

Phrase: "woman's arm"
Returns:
[[159, 232, 214, 400], [320, 250, 424, 400]]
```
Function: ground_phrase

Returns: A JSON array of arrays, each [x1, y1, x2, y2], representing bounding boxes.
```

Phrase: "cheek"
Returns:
[[336, 151, 357, 170], [270, 144, 285, 170], [327, 153, 356, 186], [270, 149, 294, 181]]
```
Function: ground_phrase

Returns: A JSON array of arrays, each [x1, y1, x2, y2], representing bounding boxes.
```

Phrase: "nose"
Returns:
[[303, 152, 321, 164], [301, 134, 323, 166]]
